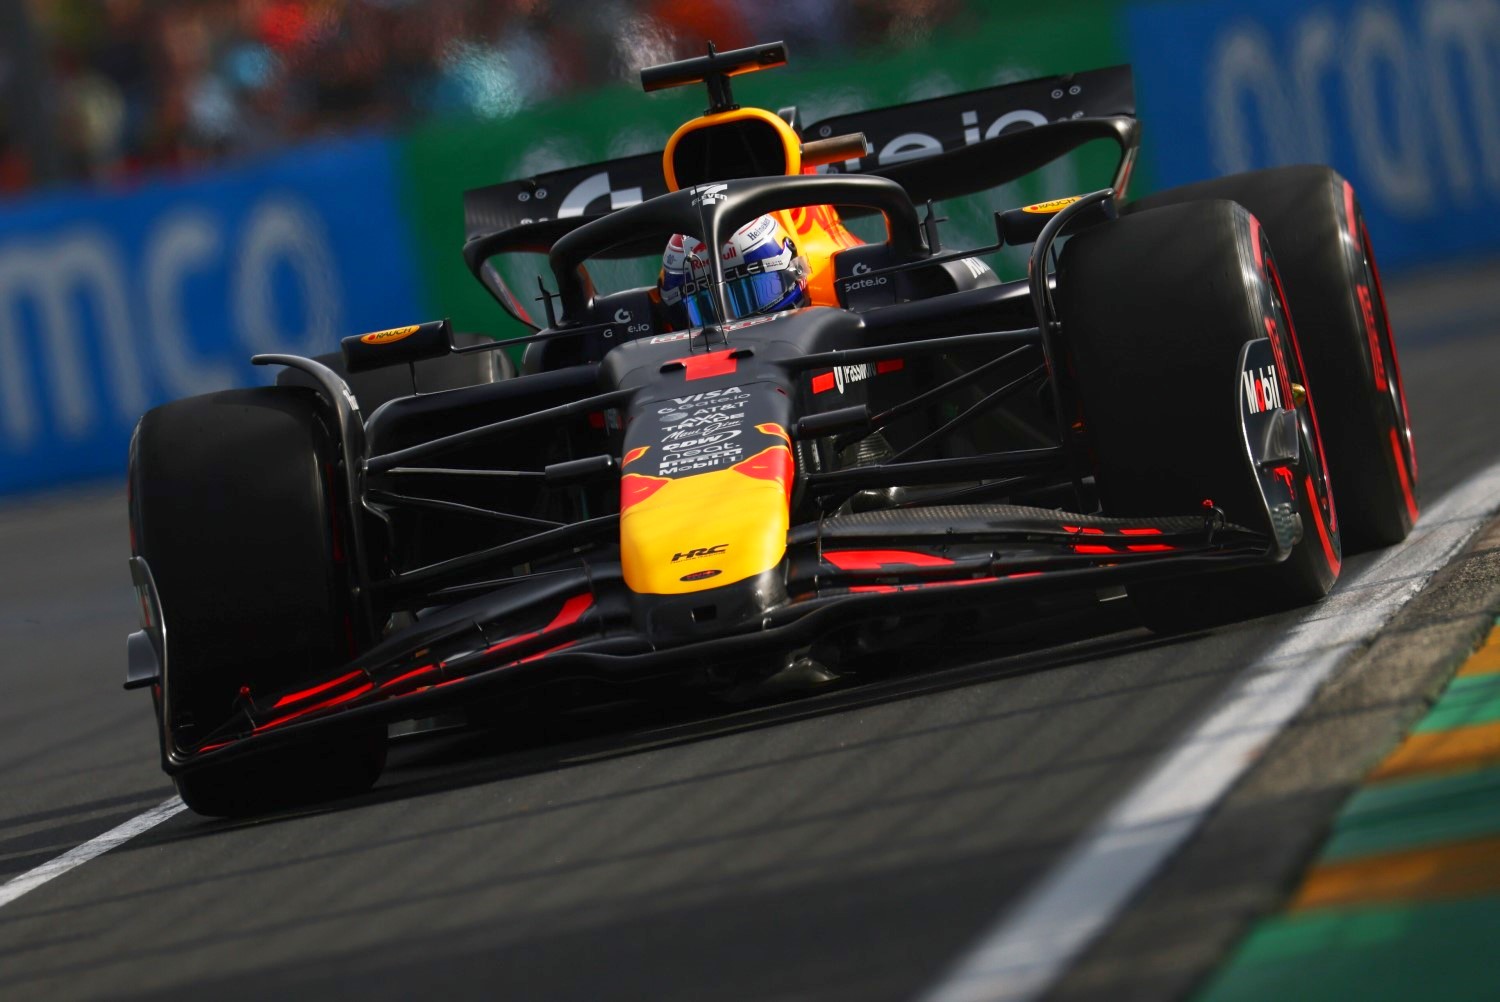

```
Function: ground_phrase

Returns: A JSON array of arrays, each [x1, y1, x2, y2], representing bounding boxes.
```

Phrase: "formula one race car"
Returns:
[[125, 42, 1418, 817]]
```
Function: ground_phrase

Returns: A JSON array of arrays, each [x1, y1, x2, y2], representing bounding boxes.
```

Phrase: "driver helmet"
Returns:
[[659, 214, 810, 327]]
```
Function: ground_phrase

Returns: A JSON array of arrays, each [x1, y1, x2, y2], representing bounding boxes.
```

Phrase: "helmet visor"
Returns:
[[681, 265, 806, 325], [727, 269, 805, 318]]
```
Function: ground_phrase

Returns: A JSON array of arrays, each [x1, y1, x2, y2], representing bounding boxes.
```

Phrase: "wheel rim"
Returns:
[[1358, 216, 1420, 523], [1264, 252, 1342, 575]]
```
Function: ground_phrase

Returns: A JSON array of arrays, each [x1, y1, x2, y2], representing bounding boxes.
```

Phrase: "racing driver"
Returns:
[[659, 213, 811, 328]]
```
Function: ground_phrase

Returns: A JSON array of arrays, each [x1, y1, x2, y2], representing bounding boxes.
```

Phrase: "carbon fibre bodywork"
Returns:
[[139, 223, 1291, 771], [127, 50, 1306, 781]]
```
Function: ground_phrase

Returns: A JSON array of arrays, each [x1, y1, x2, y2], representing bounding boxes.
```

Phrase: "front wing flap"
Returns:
[[171, 503, 1267, 770]]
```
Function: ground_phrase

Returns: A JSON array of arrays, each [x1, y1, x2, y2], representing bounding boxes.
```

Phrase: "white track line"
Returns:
[[922, 458, 1500, 1002], [0, 797, 185, 910]]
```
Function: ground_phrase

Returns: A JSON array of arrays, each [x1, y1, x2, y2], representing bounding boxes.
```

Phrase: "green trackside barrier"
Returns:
[[395, 3, 1134, 344]]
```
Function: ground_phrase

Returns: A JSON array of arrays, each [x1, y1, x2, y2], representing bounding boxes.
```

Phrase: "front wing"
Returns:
[[156, 502, 1274, 772]]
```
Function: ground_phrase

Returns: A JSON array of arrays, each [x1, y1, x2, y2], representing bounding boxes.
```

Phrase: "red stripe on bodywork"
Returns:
[[545, 594, 594, 630], [434, 641, 581, 687], [481, 630, 543, 657], [824, 550, 955, 571], [876, 359, 905, 374], [1119, 527, 1163, 536], [621, 473, 671, 512], [1072, 544, 1116, 555], [731, 446, 795, 500], [811, 372, 836, 394], [380, 663, 440, 691], [671, 349, 739, 380], [478, 594, 593, 658], [755, 423, 791, 445], [272, 670, 364, 709], [368, 594, 595, 703], [519, 640, 578, 664], [195, 596, 595, 747], [254, 682, 375, 733]]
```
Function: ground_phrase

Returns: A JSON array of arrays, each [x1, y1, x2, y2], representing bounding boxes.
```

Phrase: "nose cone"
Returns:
[[620, 439, 793, 595]]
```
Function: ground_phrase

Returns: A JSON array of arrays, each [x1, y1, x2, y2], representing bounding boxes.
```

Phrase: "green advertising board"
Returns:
[[397, 3, 1130, 342]]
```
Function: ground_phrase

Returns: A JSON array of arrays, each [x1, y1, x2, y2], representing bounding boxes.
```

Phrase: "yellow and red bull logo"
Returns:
[[619, 423, 794, 595]]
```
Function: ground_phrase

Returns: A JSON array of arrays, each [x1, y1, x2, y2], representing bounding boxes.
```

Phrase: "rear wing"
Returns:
[[807, 64, 1133, 178], [463, 65, 1138, 329], [810, 64, 1137, 204]]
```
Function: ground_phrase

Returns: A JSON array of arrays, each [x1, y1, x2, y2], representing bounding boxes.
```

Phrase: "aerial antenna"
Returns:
[[535, 275, 559, 329]]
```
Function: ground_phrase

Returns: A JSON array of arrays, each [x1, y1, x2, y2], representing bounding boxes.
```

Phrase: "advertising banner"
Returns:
[[9, 0, 1496, 497], [1126, 0, 1500, 269], [0, 136, 426, 494]]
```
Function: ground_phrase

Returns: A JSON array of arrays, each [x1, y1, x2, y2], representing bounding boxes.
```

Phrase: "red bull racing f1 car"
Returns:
[[125, 43, 1418, 816]]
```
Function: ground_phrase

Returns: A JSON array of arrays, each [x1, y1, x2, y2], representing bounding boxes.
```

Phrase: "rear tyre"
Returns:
[[1130, 166, 1417, 551], [1057, 200, 1340, 632], [130, 387, 385, 817]]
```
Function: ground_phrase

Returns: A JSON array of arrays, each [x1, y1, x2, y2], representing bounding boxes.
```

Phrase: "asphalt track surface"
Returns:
[[3, 264, 1500, 1001]]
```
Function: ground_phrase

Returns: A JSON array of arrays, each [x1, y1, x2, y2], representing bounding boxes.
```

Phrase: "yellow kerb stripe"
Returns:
[[1457, 623, 1500, 676], [1370, 720, 1500, 781], [1291, 835, 1500, 910]]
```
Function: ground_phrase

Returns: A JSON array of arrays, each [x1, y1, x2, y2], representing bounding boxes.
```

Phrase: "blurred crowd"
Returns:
[[0, 0, 971, 195]]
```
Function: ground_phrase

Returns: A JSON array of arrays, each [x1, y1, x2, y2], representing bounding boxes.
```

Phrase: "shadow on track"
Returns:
[[136, 598, 1222, 844]]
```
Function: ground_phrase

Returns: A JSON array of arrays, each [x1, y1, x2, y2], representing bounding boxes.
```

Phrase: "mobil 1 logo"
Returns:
[[1243, 362, 1282, 414], [1237, 337, 1302, 556]]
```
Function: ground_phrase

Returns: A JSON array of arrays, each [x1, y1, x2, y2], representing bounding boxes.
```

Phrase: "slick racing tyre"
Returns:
[[1130, 166, 1417, 551], [130, 387, 385, 817], [1058, 199, 1340, 632]]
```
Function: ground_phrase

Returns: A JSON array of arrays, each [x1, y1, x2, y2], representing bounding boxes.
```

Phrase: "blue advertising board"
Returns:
[[0, 135, 426, 495], [1126, 0, 1500, 270]]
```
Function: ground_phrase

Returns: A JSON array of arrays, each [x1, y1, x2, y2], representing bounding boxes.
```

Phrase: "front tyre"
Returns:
[[1058, 200, 1340, 632], [1130, 166, 1417, 551], [130, 387, 386, 817], [170, 736, 386, 819]]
